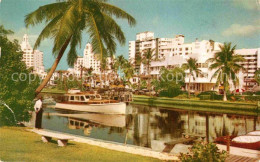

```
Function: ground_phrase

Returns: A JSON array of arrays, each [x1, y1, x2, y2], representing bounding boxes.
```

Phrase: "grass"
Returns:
[[0, 127, 161, 162], [133, 95, 259, 116], [42, 88, 66, 94]]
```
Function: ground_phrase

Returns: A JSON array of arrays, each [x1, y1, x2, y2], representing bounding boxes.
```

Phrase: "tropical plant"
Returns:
[[25, 0, 136, 96], [182, 58, 201, 98], [179, 142, 227, 162], [207, 42, 245, 101], [0, 25, 14, 36], [0, 26, 40, 125], [122, 61, 135, 86], [141, 48, 157, 95], [254, 69, 260, 85], [157, 67, 185, 97]]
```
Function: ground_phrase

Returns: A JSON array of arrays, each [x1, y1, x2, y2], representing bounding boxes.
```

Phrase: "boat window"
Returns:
[[85, 95, 90, 99], [75, 96, 79, 101], [90, 96, 95, 100], [75, 121, 79, 126], [80, 122, 84, 127], [81, 96, 85, 101], [70, 120, 74, 125], [70, 96, 74, 101]]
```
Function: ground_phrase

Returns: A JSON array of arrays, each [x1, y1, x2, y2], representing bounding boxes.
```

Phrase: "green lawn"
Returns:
[[0, 127, 161, 162], [41, 88, 66, 94]]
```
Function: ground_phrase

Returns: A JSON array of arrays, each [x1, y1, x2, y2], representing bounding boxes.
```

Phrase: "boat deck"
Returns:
[[226, 155, 259, 162]]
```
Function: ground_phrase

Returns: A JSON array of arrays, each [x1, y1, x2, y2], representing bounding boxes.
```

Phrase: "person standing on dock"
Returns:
[[34, 97, 43, 129]]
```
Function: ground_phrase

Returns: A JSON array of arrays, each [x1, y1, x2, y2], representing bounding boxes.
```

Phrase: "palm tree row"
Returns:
[[25, 0, 136, 96]]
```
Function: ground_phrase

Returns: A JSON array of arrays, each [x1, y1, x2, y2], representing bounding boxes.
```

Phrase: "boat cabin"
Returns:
[[64, 93, 102, 103]]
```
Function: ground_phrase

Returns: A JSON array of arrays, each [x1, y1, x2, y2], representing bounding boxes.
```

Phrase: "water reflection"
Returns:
[[42, 104, 259, 151]]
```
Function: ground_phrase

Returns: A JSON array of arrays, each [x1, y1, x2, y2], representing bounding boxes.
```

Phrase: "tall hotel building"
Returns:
[[129, 31, 260, 92], [73, 43, 112, 77], [20, 34, 45, 75]]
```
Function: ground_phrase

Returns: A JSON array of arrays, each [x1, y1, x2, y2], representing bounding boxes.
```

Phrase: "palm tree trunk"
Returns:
[[148, 64, 151, 96], [188, 75, 191, 98], [223, 90, 227, 101], [35, 36, 72, 96]]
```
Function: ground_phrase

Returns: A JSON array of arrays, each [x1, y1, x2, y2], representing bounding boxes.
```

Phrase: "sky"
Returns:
[[0, 0, 260, 70]]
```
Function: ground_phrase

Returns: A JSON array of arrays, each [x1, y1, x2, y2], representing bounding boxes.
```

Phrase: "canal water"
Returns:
[[42, 103, 260, 152]]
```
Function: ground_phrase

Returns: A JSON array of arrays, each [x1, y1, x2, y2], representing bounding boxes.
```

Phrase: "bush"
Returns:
[[242, 91, 254, 96], [199, 95, 211, 100], [198, 91, 223, 100], [159, 88, 182, 98], [179, 142, 227, 162], [244, 95, 260, 101], [255, 91, 260, 95]]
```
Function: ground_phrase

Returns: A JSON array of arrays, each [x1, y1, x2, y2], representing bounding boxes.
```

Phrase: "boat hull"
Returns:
[[55, 102, 126, 114]]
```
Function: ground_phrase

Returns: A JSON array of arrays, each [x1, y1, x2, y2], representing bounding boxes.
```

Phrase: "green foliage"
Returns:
[[0, 27, 40, 126], [140, 80, 147, 90], [198, 91, 223, 100], [254, 69, 260, 84], [56, 75, 83, 91], [179, 142, 227, 162], [156, 67, 185, 97], [25, 1, 136, 67], [255, 91, 260, 95], [199, 95, 211, 100], [244, 95, 260, 101], [242, 91, 254, 96], [207, 42, 245, 101]]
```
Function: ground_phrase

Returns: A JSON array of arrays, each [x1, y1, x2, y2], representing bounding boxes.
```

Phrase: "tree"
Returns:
[[156, 67, 185, 97], [25, 0, 136, 96], [122, 61, 135, 86], [207, 43, 245, 101], [254, 69, 260, 85], [182, 58, 201, 98], [141, 48, 156, 95], [0, 26, 40, 125]]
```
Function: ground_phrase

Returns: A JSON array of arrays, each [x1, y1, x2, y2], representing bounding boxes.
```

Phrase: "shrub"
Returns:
[[198, 91, 223, 100], [179, 142, 227, 162], [244, 95, 260, 101], [199, 95, 211, 100], [197, 91, 218, 96], [255, 91, 260, 95], [159, 87, 182, 98], [242, 91, 254, 96]]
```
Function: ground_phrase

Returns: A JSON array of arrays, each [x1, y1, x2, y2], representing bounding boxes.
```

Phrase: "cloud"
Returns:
[[222, 21, 260, 37], [233, 0, 260, 10]]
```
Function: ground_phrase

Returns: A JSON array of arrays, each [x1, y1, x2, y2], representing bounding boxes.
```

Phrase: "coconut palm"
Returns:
[[141, 48, 157, 95], [207, 42, 245, 101], [122, 61, 134, 86], [25, 0, 136, 96], [254, 69, 260, 85], [182, 58, 201, 98], [0, 25, 14, 36]]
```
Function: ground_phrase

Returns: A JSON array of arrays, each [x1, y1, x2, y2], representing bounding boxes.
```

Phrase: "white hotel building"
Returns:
[[129, 32, 260, 92], [72, 43, 112, 77], [20, 34, 46, 78]]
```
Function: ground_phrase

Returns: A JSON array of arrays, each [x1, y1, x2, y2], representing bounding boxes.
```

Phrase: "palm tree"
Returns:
[[207, 42, 245, 101], [25, 0, 136, 96], [0, 25, 14, 36], [182, 58, 201, 98], [141, 48, 156, 95], [254, 69, 260, 85], [133, 54, 142, 90], [122, 61, 134, 87]]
